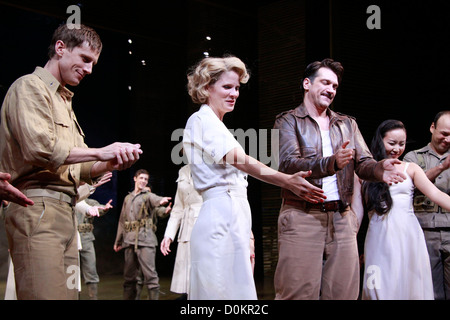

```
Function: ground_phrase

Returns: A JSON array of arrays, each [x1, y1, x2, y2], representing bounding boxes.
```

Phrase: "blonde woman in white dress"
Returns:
[[183, 56, 327, 300]]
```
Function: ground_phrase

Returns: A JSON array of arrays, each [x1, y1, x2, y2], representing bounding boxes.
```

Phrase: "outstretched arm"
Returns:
[[225, 147, 326, 203], [409, 162, 450, 211]]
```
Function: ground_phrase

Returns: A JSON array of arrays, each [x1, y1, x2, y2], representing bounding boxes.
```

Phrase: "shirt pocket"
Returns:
[[52, 106, 71, 134], [73, 117, 86, 138]]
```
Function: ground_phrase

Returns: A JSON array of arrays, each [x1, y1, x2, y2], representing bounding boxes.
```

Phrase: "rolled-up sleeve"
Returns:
[[6, 76, 71, 172]]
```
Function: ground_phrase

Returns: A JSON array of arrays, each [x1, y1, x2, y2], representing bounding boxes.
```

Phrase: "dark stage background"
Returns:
[[0, 0, 449, 293]]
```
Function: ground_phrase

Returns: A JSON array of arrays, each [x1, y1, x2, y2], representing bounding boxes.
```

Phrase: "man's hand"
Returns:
[[164, 202, 172, 215], [382, 159, 407, 185], [100, 143, 143, 171], [93, 172, 113, 189], [0, 172, 34, 207], [159, 197, 172, 206], [334, 140, 354, 170], [87, 199, 113, 217]]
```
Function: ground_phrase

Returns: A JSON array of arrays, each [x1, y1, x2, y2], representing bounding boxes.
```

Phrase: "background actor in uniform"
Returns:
[[114, 169, 172, 300], [404, 111, 450, 300]]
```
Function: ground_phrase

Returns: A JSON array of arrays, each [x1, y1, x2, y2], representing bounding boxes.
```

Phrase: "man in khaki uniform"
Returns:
[[114, 169, 172, 300], [0, 24, 142, 300], [404, 111, 450, 300], [76, 195, 113, 300]]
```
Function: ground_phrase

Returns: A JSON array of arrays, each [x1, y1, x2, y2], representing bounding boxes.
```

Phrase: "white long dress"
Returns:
[[183, 104, 257, 300], [362, 163, 434, 300]]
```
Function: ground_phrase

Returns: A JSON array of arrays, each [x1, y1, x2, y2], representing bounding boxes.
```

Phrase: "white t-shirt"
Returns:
[[183, 104, 248, 192], [320, 129, 340, 201]]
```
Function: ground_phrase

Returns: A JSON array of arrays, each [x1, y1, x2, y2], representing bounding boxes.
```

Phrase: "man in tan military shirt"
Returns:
[[0, 24, 143, 300], [404, 111, 450, 300]]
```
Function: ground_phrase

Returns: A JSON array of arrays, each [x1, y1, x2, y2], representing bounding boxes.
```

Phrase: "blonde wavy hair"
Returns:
[[187, 56, 250, 104]]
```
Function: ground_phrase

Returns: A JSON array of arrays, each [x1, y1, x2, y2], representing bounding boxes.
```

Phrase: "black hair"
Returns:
[[362, 119, 406, 215], [300, 58, 344, 97]]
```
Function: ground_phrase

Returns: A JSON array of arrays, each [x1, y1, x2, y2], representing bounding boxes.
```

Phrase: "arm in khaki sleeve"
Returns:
[[77, 183, 95, 202], [6, 77, 71, 172], [66, 143, 143, 180], [146, 192, 172, 218], [114, 198, 128, 251], [153, 205, 171, 219]]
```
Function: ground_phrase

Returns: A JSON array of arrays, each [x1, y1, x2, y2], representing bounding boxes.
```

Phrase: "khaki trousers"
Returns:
[[423, 228, 450, 300], [123, 246, 159, 299], [5, 197, 79, 300], [274, 203, 360, 300]]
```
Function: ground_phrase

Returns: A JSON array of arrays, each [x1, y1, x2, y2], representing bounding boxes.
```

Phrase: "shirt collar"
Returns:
[[32, 66, 74, 98], [420, 143, 450, 159], [294, 103, 344, 122]]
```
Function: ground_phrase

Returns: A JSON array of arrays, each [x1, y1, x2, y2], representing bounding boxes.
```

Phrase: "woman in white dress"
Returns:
[[361, 120, 450, 299], [183, 56, 327, 300]]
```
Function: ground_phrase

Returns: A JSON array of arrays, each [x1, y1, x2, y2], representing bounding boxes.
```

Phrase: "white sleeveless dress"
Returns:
[[362, 163, 434, 300]]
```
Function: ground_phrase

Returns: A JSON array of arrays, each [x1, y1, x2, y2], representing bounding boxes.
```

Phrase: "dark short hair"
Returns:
[[134, 169, 150, 178], [433, 111, 450, 127], [48, 23, 102, 59], [301, 58, 344, 95]]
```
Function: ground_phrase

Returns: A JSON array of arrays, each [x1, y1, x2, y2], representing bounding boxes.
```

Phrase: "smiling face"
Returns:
[[382, 128, 407, 159], [56, 40, 100, 87], [206, 70, 240, 120], [430, 114, 450, 156], [134, 173, 149, 193], [303, 67, 339, 111]]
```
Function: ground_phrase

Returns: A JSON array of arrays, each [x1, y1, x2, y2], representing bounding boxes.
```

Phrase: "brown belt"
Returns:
[[284, 199, 346, 213]]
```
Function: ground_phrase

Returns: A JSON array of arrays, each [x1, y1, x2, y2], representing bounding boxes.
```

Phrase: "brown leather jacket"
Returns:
[[274, 104, 385, 207]]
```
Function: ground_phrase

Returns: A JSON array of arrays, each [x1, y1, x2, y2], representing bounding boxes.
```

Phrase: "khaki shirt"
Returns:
[[0, 67, 94, 196], [115, 191, 168, 248], [404, 144, 450, 228]]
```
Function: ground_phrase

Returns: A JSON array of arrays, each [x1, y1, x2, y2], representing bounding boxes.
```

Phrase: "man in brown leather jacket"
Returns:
[[273, 58, 406, 300]]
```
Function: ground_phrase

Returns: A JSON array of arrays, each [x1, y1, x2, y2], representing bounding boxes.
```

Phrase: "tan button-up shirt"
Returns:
[[404, 144, 450, 228], [0, 67, 94, 196]]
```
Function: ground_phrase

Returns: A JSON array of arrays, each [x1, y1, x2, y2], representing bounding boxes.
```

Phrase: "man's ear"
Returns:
[[303, 78, 311, 92], [54, 40, 66, 58]]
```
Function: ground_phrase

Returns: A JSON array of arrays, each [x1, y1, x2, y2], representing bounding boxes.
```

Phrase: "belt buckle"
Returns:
[[320, 202, 327, 212]]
